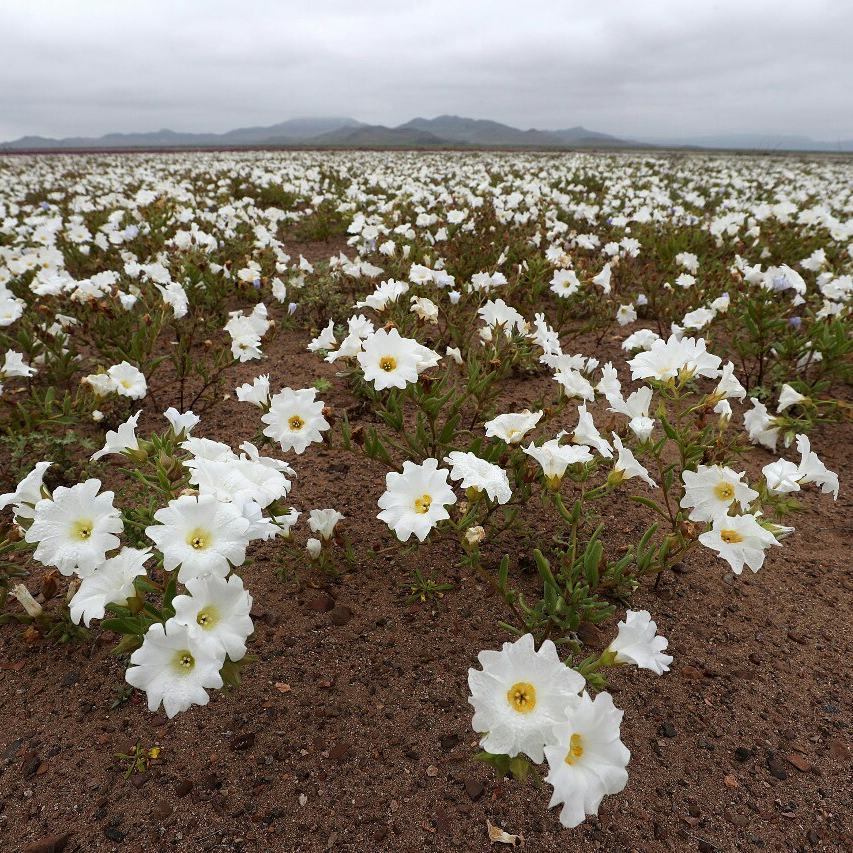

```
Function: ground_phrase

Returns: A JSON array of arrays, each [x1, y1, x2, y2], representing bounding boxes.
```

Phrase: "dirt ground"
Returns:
[[1, 275, 850, 853]]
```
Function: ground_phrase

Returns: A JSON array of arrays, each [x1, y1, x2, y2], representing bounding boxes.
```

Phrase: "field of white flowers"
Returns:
[[0, 150, 849, 851]]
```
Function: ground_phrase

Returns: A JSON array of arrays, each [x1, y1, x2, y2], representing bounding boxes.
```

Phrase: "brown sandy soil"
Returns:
[[0, 277, 850, 853]]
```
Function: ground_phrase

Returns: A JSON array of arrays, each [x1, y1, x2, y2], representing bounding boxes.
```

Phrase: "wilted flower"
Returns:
[[91, 411, 141, 461]]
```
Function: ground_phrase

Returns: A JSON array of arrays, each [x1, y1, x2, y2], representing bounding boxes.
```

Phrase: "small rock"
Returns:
[[153, 800, 172, 819], [681, 665, 704, 680], [785, 753, 812, 773], [22, 834, 71, 853], [734, 746, 753, 762], [230, 732, 256, 752], [174, 780, 193, 797], [698, 839, 721, 852], [659, 722, 677, 738], [61, 672, 79, 688], [464, 779, 484, 801], [766, 753, 788, 780], [426, 764, 439, 777], [329, 605, 353, 626], [826, 739, 849, 761], [327, 742, 351, 762], [439, 733, 459, 751], [307, 594, 335, 613], [104, 826, 126, 842]]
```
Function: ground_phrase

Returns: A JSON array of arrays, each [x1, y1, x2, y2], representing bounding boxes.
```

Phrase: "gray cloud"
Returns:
[[0, 0, 850, 141]]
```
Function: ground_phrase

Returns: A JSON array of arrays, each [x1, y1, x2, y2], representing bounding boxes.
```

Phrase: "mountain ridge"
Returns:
[[1, 115, 850, 153]]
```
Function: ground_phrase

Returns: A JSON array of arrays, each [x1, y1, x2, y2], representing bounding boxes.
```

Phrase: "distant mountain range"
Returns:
[[2, 115, 851, 153]]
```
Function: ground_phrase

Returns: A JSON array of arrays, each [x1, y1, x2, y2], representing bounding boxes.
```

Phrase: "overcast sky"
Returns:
[[1, 0, 851, 142]]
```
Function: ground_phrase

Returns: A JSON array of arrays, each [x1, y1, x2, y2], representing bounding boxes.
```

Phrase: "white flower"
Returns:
[[524, 439, 592, 487], [235, 374, 271, 407], [411, 296, 439, 324], [611, 434, 656, 488], [627, 335, 721, 383], [468, 633, 585, 762], [698, 513, 779, 574], [616, 304, 637, 326], [743, 398, 780, 451], [680, 465, 758, 522], [83, 373, 117, 397], [554, 368, 595, 401], [308, 319, 337, 352], [308, 508, 344, 540], [125, 620, 224, 718], [2, 350, 36, 378], [306, 537, 322, 558], [762, 459, 802, 494], [444, 451, 512, 504], [445, 346, 463, 365], [171, 574, 253, 661], [621, 329, 659, 352], [484, 410, 543, 444], [714, 362, 746, 401], [465, 525, 486, 545], [69, 547, 151, 626], [164, 408, 199, 436], [377, 458, 456, 542], [796, 434, 839, 499], [572, 405, 612, 458], [357, 328, 438, 391], [261, 387, 329, 454], [0, 460, 52, 521], [544, 691, 630, 828], [550, 268, 581, 298], [777, 383, 808, 413], [145, 494, 250, 583], [25, 479, 123, 577], [107, 361, 147, 399], [607, 610, 672, 674], [91, 411, 140, 461]]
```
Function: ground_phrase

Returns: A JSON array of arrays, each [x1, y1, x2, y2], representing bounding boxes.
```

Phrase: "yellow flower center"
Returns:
[[71, 519, 94, 541], [506, 681, 537, 714], [120, 379, 133, 389], [414, 494, 432, 514], [187, 528, 210, 550], [288, 414, 305, 431], [564, 733, 584, 765], [173, 650, 195, 673], [714, 481, 735, 502], [379, 355, 397, 372], [720, 529, 744, 544], [196, 607, 219, 629]]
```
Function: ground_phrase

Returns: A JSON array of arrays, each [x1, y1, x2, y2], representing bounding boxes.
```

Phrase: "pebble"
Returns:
[[174, 780, 193, 797], [464, 779, 484, 801], [329, 605, 353, 626], [22, 834, 71, 853], [659, 722, 677, 738]]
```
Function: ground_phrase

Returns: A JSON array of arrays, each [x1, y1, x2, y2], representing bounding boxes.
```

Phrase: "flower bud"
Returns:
[[306, 537, 322, 558], [464, 525, 486, 546], [12, 584, 42, 618]]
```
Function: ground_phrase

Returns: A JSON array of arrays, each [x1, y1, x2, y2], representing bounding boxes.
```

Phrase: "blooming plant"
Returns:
[[0, 149, 848, 834]]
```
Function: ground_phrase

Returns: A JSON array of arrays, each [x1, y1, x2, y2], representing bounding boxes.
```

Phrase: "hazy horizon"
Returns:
[[2, 0, 851, 142]]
